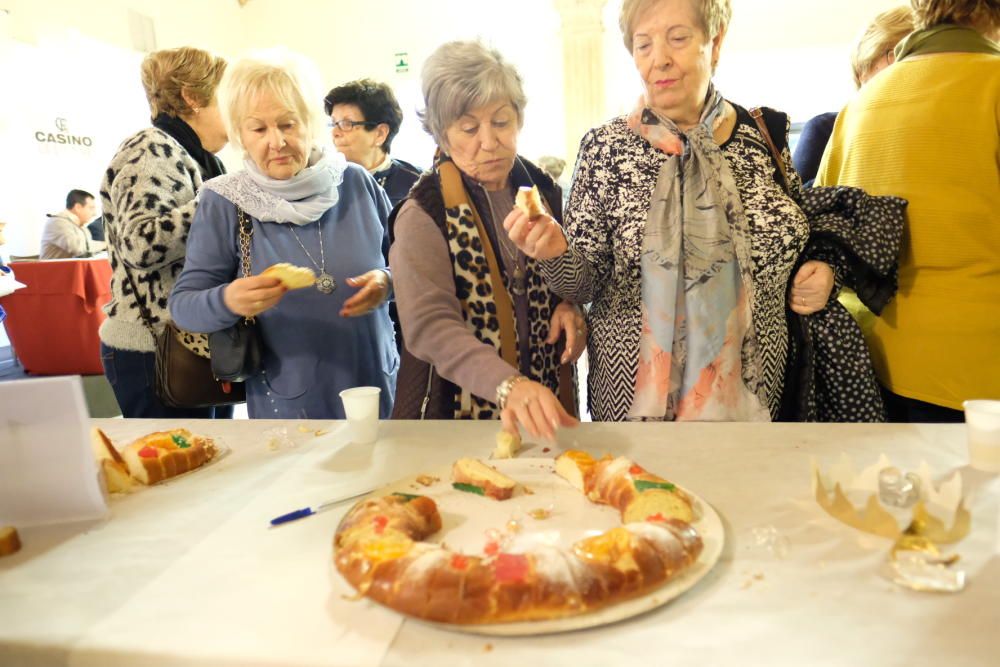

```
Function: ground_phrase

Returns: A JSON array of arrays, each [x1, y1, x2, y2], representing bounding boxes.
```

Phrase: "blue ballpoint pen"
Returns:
[[269, 488, 374, 527]]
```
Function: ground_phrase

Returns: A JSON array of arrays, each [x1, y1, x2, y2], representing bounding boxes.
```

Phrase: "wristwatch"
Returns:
[[496, 374, 528, 409]]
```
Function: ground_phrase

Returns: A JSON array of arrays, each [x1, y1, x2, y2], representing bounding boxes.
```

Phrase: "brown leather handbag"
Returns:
[[154, 321, 246, 407]]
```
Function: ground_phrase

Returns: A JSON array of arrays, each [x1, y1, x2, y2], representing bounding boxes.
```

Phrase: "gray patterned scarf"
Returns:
[[626, 85, 769, 421]]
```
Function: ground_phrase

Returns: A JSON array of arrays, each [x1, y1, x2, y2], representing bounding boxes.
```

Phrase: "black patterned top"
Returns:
[[541, 104, 808, 421]]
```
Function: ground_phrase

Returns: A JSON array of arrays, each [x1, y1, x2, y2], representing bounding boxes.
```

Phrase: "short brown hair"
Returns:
[[852, 6, 914, 88], [140, 47, 226, 119], [910, 0, 1000, 33], [619, 0, 732, 51]]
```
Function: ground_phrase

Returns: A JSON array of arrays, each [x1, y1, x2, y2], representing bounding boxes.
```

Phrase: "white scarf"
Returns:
[[203, 146, 347, 225]]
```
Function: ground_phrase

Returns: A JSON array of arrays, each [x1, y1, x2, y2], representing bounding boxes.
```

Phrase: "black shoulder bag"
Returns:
[[209, 208, 263, 382]]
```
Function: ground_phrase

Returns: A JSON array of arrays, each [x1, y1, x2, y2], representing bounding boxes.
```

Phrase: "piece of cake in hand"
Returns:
[[261, 263, 317, 290], [492, 430, 522, 459], [515, 185, 546, 219], [90, 428, 134, 493], [120, 429, 218, 485], [451, 458, 517, 500]]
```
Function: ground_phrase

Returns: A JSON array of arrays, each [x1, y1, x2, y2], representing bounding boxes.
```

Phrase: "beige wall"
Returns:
[[0, 0, 909, 257]]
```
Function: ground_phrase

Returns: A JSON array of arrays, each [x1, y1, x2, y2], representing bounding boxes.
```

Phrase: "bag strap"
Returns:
[[749, 107, 790, 195], [236, 207, 253, 279]]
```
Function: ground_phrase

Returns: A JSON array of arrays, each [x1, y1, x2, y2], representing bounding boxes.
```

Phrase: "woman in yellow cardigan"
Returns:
[[817, 0, 999, 422]]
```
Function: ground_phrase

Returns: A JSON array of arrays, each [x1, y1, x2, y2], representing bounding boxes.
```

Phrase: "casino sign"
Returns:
[[34, 117, 93, 147]]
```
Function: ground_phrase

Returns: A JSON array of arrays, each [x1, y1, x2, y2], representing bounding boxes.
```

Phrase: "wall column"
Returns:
[[554, 0, 608, 167]]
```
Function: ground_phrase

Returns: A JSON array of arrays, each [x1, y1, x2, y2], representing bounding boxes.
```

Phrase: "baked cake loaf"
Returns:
[[120, 429, 218, 485], [556, 450, 694, 523], [91, 428, 134, 493], [334, 454, 704, 624]]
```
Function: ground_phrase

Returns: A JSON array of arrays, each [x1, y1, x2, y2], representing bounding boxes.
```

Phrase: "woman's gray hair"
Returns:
[[418, 41, 526, 149]]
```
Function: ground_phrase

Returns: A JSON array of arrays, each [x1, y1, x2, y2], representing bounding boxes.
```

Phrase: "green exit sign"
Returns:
[[394, 52, 409, 73]]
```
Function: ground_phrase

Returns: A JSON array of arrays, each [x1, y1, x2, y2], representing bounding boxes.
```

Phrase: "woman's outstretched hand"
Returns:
[[500, 379, 578, 442], [341, 269, 391, 317], [503, 208, 568, 261]]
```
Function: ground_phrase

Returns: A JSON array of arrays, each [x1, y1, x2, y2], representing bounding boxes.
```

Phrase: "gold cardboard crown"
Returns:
[[812, 454, 970, 544]]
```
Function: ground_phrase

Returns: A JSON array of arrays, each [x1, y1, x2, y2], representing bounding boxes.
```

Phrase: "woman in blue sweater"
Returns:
[[170, 51, 397, 419]]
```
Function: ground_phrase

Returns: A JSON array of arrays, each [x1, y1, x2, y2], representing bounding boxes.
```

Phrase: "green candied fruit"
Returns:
[[634, 480, 676, 492], [452, 482, 486, 496], [171, 433, 191, 449], [392, 492, 421, 502]]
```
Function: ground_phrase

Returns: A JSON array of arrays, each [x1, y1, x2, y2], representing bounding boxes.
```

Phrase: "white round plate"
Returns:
[[338, 457, 724, 635]]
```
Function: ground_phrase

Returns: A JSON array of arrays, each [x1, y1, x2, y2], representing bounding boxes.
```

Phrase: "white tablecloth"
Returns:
[[1, 420, 998, 667]]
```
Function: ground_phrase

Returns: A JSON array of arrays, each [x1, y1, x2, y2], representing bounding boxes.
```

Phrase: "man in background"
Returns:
[[40, 189, 106, 259]]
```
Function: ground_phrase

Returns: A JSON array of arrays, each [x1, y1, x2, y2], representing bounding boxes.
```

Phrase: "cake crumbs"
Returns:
[[314, 429, 329, 436], [416, 474, 439, 486], [297, 425, 313, 433], [484, 643, 494, 653], [542, 447, 551, 453]]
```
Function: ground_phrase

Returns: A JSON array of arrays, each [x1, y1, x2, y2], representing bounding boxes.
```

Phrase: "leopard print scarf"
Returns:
[[438, 159, 562, 419]]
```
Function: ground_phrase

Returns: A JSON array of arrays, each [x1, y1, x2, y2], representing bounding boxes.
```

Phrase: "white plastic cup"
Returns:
[[339, 386, 381, 445], [963, 399, 1000, 473]]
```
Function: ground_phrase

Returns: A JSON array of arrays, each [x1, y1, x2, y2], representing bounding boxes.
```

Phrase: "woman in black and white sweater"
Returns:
[[99, 47, 230, 418]]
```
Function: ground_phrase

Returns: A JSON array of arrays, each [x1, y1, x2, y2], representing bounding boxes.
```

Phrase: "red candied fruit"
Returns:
[[646, 513, 667, 523], [629, 464, 645, 475], [450, 554, 469, 570], [484, 540, 501, 556], [372, 515, 389, 534], [138, 446, 159, 458], [494, 553, 529, 583]]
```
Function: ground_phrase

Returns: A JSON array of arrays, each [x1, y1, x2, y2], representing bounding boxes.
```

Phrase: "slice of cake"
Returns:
[[554, 450, 597, 492], [451, 458, 517, 500], [120, 429, 218, 485], [492, 430, 522, 459], [90, 428, 134, 493]]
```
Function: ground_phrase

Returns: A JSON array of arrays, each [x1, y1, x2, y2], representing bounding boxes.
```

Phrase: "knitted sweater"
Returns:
[[98, 128, 208, 352], [816, 52, 1000, 409]]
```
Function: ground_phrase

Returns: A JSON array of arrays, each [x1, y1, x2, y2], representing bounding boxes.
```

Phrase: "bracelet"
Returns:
[[496, 374, 528, 410]]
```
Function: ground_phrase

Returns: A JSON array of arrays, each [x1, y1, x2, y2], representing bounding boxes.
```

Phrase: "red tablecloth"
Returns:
[[0, 258, 112, 375]]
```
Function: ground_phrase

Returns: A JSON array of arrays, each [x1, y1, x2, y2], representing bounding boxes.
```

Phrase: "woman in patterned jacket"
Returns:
[[388, 41, 584, 440], [508, 0, 901, 422], [99, 47, 230, 418]]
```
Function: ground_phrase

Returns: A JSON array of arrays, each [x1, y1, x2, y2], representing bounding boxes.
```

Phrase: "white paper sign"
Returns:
[[0, 376, 108, 526]]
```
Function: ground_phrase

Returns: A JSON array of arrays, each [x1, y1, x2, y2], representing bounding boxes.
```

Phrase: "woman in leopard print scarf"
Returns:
[[388, 41, 584, 441]]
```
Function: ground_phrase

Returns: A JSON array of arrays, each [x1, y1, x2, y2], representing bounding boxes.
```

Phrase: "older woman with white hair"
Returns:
[[170, 50, 398, 419], [509, 0, 906, 423], [388, 40, 584, 439]]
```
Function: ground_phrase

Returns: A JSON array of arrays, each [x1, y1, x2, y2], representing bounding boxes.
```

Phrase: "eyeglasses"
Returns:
[[329, 119, 379, 132]]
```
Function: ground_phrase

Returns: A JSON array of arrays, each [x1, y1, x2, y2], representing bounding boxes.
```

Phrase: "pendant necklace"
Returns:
[[288, 219, 336, 294], [484, 188, 527, 297]]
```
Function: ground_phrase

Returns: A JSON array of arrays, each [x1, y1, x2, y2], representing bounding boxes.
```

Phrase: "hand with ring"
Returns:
[[789, 260, 834, 316], [223, 275, 287, 317], [501, 378, 578, 442], [547, 301, 588, 364]]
